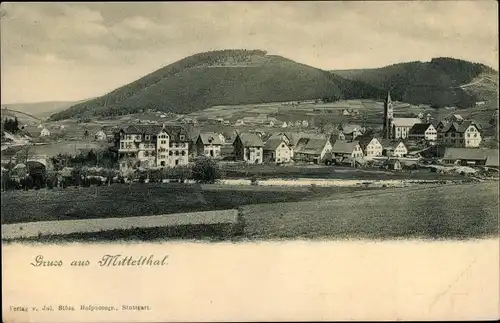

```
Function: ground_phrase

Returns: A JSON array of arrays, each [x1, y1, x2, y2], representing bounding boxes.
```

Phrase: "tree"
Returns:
[[83, 129, 89, 138], [191, 157, 221, 184], [2, 117, 21, 134]]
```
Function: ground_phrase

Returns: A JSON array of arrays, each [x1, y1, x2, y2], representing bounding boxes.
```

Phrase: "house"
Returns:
[[338, 124, 364, 141], [435, 120, 448, 133], [235, 119, 245, 126], [358, 137, 383, 157], [281, 122, 288, 128], [233, 133, 264, 164], [342, 109, 350, 116], [94, 130, 107, 141], [116, 124, 189, 169], [380, 140, 408, 157], [40, 128, 50, 137], [330, 140, 364, 159], [295, 120, 302, 127], [196, 132, 224, 158], [391, 118, 421, 139], [439, 120, 482, 148], [37, 124, 43, 129], [387, 159, 403, 171], [268, 133, 292, 146], [302, 120, 309, 127], [442, 148, 498, 166], [446, 114, 464, 123], [263, 138, 292, 163], [408, 123, 438, 142], [294, 137, 333, 163]]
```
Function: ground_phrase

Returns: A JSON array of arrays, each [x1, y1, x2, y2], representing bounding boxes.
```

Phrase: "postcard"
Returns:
[[1, 1, 499, 322]]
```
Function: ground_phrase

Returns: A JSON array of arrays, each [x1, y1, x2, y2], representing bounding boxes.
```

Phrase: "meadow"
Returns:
[[0, 183, 370, 225], [241, 181, 499, 240], [220, 164, 468, 180]]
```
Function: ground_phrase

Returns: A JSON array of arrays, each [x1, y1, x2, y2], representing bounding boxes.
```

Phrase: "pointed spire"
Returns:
[[386, 91, 392, 104]]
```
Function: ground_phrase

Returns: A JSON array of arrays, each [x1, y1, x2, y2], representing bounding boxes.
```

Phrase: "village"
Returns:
[[1, 92, 498, 191]]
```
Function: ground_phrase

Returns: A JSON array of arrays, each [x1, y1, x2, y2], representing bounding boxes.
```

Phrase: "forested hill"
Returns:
[[332, 57, 498, 109], [49, 49, 385, 121]]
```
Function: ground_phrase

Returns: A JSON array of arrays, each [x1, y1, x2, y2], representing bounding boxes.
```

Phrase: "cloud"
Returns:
[[1, 1, 497, 103]]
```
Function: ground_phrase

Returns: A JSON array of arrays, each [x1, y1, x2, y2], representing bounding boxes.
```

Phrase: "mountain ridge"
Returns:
[[48, 49, 386, 121], [331, 57, 498, 108], [48, 52, 498, 121]]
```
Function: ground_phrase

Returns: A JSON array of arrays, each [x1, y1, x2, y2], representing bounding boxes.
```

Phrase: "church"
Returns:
[[383, 92, 422, 140]]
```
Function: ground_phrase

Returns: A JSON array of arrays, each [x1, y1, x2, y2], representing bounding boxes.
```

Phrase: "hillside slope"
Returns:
[[49, 50, 386, 121], [2, 100, 86, 119], [1, 107, 41, 124], [332, 57, 498, 109]]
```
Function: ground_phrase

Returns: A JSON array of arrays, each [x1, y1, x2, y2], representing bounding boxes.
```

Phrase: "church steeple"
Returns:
[[383, 91, 394, 139]]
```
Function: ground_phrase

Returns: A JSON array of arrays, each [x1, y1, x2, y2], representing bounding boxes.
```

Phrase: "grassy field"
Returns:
[[221, 164, 469, 180], [28, 140, 111, 156], [241, 182, 499, 240], [0, 183, 376, 225], [2, 181, 497, 242]]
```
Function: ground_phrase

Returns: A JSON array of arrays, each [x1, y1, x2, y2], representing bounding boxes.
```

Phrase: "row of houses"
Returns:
[[114, 121, 494, 170], [196, 131, 410, 165], [234, 118, 310, 128], [344, 117, 483, 149]]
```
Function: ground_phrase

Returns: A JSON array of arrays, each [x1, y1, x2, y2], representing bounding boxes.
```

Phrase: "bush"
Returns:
[[191, 157, 221, 184]]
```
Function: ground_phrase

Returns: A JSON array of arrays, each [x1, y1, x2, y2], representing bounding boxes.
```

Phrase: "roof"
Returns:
[[331, 140, 360, 154], [264, 138, 288, 151], [295, 138, 329, 155], [338, 123, 363, 134], [235, 133, 264, 147], [392, 118, 421, 128], [409, 123, 433, 135], [442, 148, 496, 161], [379, 139, 406, 150], [486, 152, 499, 167], [119, 124, 188, 141], [284, 132, 325, 146], [358, 136, 382, 150], [442, 120, 481, 133], [198, 132, 224, 145]]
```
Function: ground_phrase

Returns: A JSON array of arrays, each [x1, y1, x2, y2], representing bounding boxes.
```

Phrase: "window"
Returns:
[[281, 144, 285, 148], [182, 151, 186, 156], [180, 135, 185, 141], [175, 159, 179, 166], [169, 151, 173, 156], [175, 151, 179, 156], [120, 142, 124, 149], [256, 151, 260, 157]]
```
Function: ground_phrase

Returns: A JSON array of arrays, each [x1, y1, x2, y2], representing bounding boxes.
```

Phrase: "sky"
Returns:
[[1, 1, 498, 104]]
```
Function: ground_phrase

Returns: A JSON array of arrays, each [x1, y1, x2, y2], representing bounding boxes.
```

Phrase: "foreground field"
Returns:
[[2, 181, 497, 242], [0, 183, 376, 225], [221, 164, 469, 180], [241, 182, 499, 240]]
